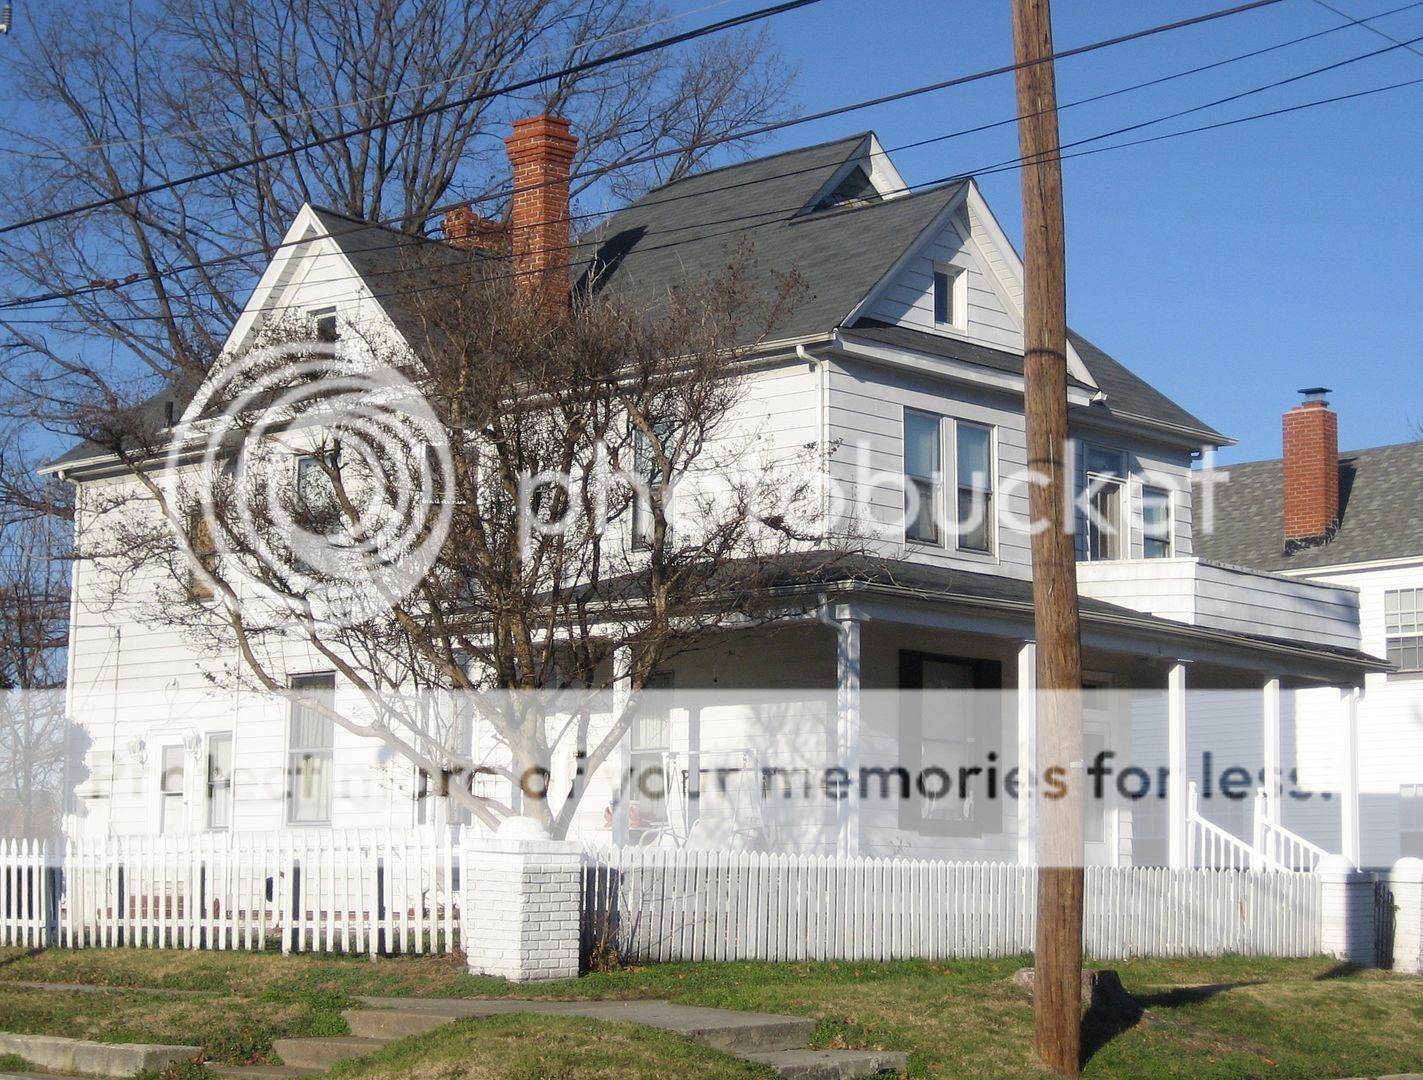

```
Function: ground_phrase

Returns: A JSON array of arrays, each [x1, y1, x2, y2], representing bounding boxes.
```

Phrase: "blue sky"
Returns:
[[704, 0, 1423, 462]]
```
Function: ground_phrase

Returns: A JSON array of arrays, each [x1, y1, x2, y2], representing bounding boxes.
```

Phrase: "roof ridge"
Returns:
[[633, 132, 871, 196]]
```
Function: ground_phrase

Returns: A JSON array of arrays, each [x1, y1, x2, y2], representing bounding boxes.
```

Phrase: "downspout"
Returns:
[[797, 344, 831, 525]]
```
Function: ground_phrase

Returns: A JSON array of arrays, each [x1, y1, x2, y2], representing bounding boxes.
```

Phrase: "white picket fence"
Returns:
[[0, 831, 460, 954], [583, 847, 1322, 963]]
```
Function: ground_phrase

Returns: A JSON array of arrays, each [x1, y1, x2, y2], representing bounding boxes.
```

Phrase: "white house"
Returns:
[[44, 116, 1390, 871], [1194, 398, 1423, 871]]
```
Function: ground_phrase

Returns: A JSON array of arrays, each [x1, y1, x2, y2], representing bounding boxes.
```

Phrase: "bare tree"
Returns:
[[76, 247, 857, 836], [0, 504, 71, 837], [0, 0, 795, 431]]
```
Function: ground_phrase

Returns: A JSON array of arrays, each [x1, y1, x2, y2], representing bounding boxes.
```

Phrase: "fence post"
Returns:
[[1388, 857, 1423, 974], [1317, 854, 1376, 966], [461, 818, 582, 982]]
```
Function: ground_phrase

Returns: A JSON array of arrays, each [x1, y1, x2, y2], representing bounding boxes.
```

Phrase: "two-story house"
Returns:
[[46, 116, 1388, 870], [1195, 396, 1423, 870]]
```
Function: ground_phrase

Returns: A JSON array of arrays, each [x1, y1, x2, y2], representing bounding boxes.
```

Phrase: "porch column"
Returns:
[[611, 644, 632, 846], [835, 617, 861, 858], [1167, 660, 1190, 869], [1017, 640, 1038, 866], [1262, 676, 1282, 827], [1340, 686, 1361, 868]]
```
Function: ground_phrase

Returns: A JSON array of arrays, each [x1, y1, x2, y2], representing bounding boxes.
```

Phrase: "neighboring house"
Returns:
[[45, 116, 1389, 868], [1194, 395, 1423, 870]]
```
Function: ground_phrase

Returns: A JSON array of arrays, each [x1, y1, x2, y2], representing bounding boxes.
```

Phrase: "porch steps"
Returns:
[[205, 1067, 322, 1079], [270, 1036, 389, 1070]]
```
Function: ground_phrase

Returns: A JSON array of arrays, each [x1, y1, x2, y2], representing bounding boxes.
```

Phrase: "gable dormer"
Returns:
[[798, 134, 907, 216]]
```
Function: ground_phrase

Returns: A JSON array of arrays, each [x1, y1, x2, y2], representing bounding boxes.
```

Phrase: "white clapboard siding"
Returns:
[[0, 831, 460, 955], [582, 848, 1322, 963]]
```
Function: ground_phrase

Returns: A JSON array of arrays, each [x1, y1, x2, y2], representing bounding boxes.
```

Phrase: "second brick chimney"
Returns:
[[1282, 387, 1340, 551], [504, 115, 577, 316]]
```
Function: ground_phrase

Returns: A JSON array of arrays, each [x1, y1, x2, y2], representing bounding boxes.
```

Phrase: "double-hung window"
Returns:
[[1385, 588, 1423, 671], [1084, 446, 1126, 561], [159, 745, 185, 835], [904, 411, 995, 553], [632, 421, 677, 550], [1142, 486, 1173, 559], [288, 673, 335, 824], [206, 733, 233, 830]]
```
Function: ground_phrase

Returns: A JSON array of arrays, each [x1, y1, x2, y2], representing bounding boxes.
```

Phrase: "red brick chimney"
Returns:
[[442, 206, 510, 254], [504, 115, 577, 316], [1282, 387, 1339, 549]]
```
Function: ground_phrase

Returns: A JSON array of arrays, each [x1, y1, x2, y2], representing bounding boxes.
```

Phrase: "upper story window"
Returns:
[[1083, 446, 1126, 561], [1142, 486, 1173, 559], [903, 410, 996, 555], [287, 672, 335, 825], [632, 420, 677, 550], [311, 307, 338, 343], [1385, 588, 1422, 671], [932, 265, 967, 332]]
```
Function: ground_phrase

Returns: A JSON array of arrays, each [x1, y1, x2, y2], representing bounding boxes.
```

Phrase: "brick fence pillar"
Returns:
[[1388, 857, 1423, 974], [1318, 853, 1376, 966], [461, 818, 583, 981]]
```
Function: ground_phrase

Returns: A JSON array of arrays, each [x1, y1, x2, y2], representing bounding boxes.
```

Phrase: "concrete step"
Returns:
[[343, 1007, 458, 1040], [742, 1048, 909, 1080], [205, 1066, 323, 1079], [353, 998, 817, 1054], [271, 1035, 390, 1070]]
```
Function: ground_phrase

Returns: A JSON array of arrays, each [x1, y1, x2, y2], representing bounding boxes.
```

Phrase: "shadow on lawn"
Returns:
[[1079, 978, 1265, 1069], [0, 948, 44, 971]]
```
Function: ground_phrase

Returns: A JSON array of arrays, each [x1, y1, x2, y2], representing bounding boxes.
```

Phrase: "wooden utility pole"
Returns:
[[1010, 0, 1085, 1076]]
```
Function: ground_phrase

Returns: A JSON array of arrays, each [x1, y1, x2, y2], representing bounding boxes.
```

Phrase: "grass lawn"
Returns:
[[1, 948, 1420, 1078]]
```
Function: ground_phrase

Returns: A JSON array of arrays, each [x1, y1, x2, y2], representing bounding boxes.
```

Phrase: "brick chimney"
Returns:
[[442, 206, 510, 254], [504, 115, 577, 316], [1282, 387, 1340, 550]]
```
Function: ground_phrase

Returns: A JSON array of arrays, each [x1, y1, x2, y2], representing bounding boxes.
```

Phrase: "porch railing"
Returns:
[[1252, 788, 1328, 873], [1186, 781, 1256, 870]]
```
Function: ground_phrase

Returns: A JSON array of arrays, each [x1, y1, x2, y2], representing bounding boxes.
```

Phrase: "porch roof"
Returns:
[[765, 554, 1390, 683]]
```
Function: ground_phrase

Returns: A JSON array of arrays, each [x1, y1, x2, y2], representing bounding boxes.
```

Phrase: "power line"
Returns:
[[0, 0, 830, 239], [0, 0, 1407, 321], [0, 0, 746, 162], [0, 0, 1317, 316]]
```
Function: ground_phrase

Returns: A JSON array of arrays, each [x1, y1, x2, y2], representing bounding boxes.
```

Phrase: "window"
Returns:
[[932, 266, 966, 331], [207, 733, 233, 830], [956, 422, 994, 553], [1084, 446, 1126, 561], [287, 673, 335, 824], [632, 421, 676, 550], [159, 744, 185, 835], [1385, 589, 1423, 671], [186, 512, 219, 602], [311, 307, 338, 343], [629, 672, 674, 826], [904, 410, 942, 545], [1142, 486, 1173, 559], [1402, 784, 1423, 858], [904, 411, 995, 553], [899, 653, 1002, 837]]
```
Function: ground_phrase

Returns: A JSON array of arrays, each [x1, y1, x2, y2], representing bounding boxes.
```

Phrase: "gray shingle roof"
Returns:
[[1193, 440, 1423, 571], [1069, 331, 1227, 444], [574, 134, 965, 341], [845, 320, 1096, 389]]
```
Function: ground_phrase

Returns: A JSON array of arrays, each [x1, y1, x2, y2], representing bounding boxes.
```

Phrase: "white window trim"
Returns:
[[1082, 444, 1128, 563], [150, 739, 188, 835], [902, 409, 998, 559], [1384, 587, 1423, 673], [285, 672, 336, 827], [932, 262, 969, 334], [206, 732, 234, 831], [1139, 483, 1174, 560]]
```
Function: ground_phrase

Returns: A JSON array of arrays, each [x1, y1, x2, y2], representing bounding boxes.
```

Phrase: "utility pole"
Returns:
[[1010, 0, 1085, 1076]]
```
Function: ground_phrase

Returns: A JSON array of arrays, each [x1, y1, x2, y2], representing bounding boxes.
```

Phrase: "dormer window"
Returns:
[[812, 166, 882, 212], [933, 266, 967, 332]]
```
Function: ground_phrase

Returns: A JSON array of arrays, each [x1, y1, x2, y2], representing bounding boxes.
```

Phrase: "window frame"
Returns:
[[902, 410, 997, 556], [1083, 445, 1127, 562], [932, 264, 968, 333], [158, 742, 186, 835], [1385, 588, 1423, 672], [286, 672, 336, 826], [206, 732, 233, 831], [1141, 484, 1173, 560], [631, 420, 677, 551], [310, 307, 338, 344]]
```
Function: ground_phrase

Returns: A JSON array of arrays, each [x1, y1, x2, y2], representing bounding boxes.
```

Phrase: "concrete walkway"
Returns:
[[209, 996, 908, 1080]]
